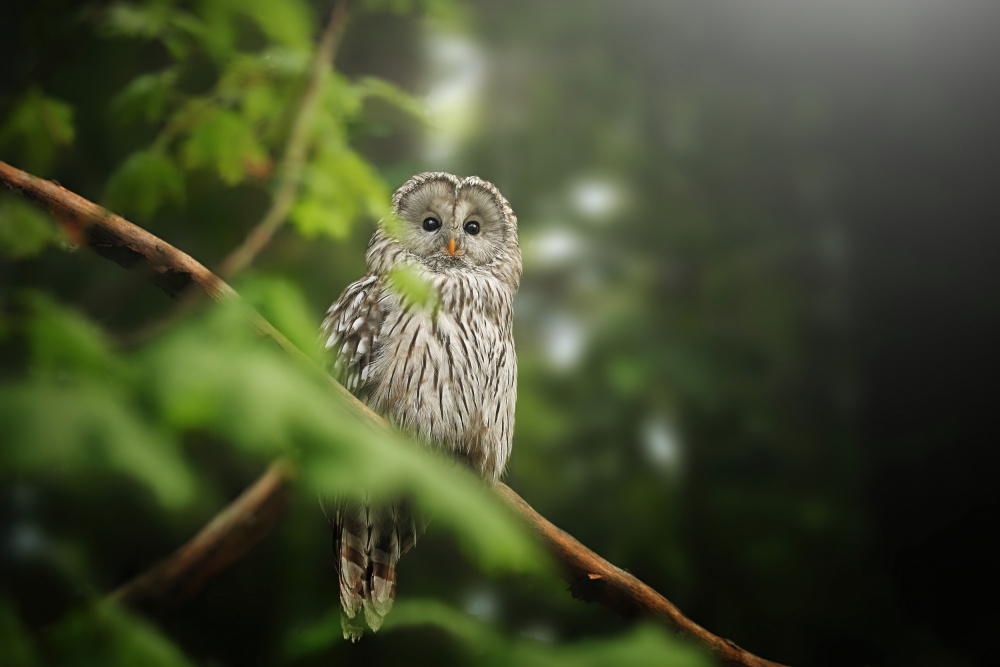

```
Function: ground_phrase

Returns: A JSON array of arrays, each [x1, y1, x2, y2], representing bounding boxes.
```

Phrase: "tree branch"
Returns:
[[494, 486, 785, 667], [215, 0, 350, 279], [114, 461, 295, 607], [0, 159, 789, 667]]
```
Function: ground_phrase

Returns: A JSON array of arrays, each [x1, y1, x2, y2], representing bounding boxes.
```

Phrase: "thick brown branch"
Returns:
[[0, 161, 232, 304], [0, 160, 788, 667], [215, 0, 350, 279], [114, 461, 295, 606]]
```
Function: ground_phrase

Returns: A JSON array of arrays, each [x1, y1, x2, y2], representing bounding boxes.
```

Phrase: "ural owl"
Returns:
[[321, 172, 521, 640]]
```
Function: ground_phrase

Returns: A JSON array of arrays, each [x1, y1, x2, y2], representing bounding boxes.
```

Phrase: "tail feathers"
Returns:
[[341, 611, 367, 643], [335, 505, 368, 622], [331, 498, 421, 641]]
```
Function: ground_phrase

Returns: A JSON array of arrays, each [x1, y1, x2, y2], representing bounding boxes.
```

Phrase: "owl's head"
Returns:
[[368, 172, 521, 289]]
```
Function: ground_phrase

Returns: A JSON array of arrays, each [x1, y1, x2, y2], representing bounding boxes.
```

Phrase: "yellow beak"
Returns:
[[447, 237, 457, 256]]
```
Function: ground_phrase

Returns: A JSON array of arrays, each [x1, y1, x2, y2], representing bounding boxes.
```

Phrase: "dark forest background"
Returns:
[[1, 1, 998, 666]]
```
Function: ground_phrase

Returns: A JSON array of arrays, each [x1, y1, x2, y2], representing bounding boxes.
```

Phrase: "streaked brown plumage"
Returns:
[[322, 172, 521, 639]]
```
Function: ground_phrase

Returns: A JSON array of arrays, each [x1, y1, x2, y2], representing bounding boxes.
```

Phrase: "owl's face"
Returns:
[[385, 173, 518, 274]]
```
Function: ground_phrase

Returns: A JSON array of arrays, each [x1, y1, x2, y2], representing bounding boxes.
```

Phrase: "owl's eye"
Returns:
[[422, 217, 441, 231], [464, 220, 480, 235]]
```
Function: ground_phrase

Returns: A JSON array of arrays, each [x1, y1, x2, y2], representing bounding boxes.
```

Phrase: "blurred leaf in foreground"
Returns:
[[49, 599, 195, 667], [133, 300, 543, 573], [287, 597, 714, 666], [21, 292, 124, 381], [0, 598, 42, 667], [238, 274, 326, 366], [0, 196, 62, 258], [0, 380, 199, 511]]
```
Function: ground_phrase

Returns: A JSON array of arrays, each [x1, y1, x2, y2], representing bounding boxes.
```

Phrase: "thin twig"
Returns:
[[0, 159, 789, 667], [215, 0, 350, 279]]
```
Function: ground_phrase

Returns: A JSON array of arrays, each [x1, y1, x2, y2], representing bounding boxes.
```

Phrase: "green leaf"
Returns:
[[357, 77, 427, 121], [103, 2, 207, 60], [217, 50, 310, 100], [0, 88, 75, 173], [0, 196, 61, 258], [383, 600, 714, 667], [0, 380, 198, 510], [101, 2, 173, 39], [288, 196, 351, 239], [194, 0, 236, 57], [238, 275, 325, 365], [138, 304, 543, 572], [530, 626, 714, 667], [387, 263, 439, 311], [298, 413, 544, 574], [384, 598, 500, 649], [283, 608, 342, 659], [290, 146, 389, 239], [163, 11, 209, 59], [22, 292, 123, 379], [139, 312, 318, 453], [241, 81, 280, 123], [180, 110, 267, 185], [322, 72, 365, 122], [197, 0, 312, 57], [104, 150, 185, 219], [419, 0, 466, 21], [50, 599, 195, 667], [0, 296, 198, 508], [238, 0, 313, 50], [0, 598, 42, 667], [112, 69, 179, 124]]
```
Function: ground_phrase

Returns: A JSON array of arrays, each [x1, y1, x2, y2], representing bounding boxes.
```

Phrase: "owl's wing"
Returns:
[[321, 275, 385, 397]]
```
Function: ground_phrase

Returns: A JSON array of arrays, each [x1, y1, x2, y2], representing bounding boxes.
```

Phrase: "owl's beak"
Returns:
[[447, 237, 457, 256]]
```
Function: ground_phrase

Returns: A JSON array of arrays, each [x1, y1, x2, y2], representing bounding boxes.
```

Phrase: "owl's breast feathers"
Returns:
[[322, 268, 516, 482]]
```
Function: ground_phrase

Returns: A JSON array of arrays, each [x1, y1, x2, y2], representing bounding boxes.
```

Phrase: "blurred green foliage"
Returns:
[[0, 88, 75, 174], [0, 197, 63, 258], [2, 290, 547, 560], [94, 0, 402, 231], [288, 599, 709, 666], [2, 597, 196, 667]]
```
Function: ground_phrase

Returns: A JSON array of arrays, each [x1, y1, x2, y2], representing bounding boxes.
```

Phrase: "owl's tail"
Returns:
[[329, 498, 421, 641]]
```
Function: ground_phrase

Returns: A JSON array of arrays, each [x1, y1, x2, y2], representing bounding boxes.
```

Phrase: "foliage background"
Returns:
[[2, 1, 998, 665]]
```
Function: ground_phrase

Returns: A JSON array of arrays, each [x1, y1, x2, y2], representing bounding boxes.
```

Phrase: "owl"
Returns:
[[321, 172, 522, 640]]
